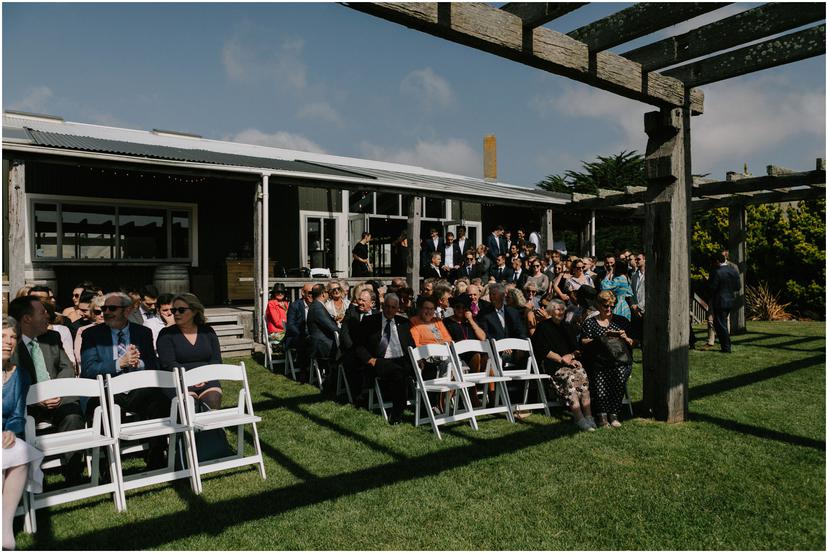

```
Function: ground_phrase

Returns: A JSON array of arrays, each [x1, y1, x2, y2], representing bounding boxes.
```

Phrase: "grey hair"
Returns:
[[488, 283, 506, 296], [548, 299, 566, 311], [105, 292, 133, 307], [384, 292, 400, 306], [4, 316, 18, 333]]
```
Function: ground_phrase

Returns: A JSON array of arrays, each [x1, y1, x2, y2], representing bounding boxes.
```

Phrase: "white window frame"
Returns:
[[27, 193, 198, 266], [299, 210, 347, 276]]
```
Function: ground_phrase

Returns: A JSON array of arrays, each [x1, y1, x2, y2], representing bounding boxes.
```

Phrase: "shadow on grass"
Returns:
[[689, 353, 825, 401], [40, 417, 573, 550], [691, 412, 825, 452], [734, 335, 824, 351]]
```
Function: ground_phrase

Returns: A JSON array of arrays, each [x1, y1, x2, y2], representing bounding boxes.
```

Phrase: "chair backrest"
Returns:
[[180, 363, 245, 387], [106, 369, 179, 396], [449, 339, 496, 375], [490, 337, 539, 375], [407, 343, 459, 385], [26, 376, 104, 405], [310, 268, 332, 278]]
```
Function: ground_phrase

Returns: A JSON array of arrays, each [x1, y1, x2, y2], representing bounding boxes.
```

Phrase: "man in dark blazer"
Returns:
[[354, 293, 415, 424], [9, 296, 85, 483], [339, 288, 379, 400], [465, 284, 493, 320], [485, 226, 504, 262], [306, 284, 340, 392], [489, 254, 514, 283], [421, 227, 444, 267], [707, 252, 741, 353], [479, 284, 527, 341], [459, 252, 481, 280], [509, 256, 528, 289], [127, 284, 160, 325], [284, 283, 314, 370], [455, 226, 474, 257], [422, 252, 444, 280]]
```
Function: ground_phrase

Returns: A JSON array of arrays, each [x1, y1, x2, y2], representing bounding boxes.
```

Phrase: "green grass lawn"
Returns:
[[16, 321, 826, 550]]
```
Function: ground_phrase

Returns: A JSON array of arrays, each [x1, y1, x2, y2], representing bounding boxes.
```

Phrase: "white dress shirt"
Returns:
[[383, 317, 403, 359]]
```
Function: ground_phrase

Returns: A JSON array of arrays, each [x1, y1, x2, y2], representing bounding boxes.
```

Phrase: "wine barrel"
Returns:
[[153, 265, 190, 295]]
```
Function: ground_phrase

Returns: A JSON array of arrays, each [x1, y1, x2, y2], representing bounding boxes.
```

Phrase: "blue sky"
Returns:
[[3, 2, 825, 187]]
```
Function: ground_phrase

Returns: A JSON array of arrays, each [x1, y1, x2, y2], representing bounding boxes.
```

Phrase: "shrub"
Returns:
[[745, 282, 793, 321]]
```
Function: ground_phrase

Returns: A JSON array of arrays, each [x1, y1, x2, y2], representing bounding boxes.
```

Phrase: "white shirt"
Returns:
[[144, 317, 166, 349], [457, 238, 467, 253], [495, 306, 506, 329], [529, 231, 541, 251], [383, 317, 403, 359], [443, 244, 455, 267], [51, 324, 75, 366]]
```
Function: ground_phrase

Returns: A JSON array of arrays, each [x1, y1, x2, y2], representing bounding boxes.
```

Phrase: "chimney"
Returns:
[[483, 134, 497, 181]]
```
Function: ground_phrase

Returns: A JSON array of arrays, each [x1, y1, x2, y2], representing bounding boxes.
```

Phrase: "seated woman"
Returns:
[[443, 294, 488, 407], [3, 318, 44, 550], [409, 296, 454, 411], [265, 283, 289, 339], [324, 280, 349, 325], [73, 294, 105, 367], [157, 293, 222, 410], [530, 300, 595, 432], [579, 290, 636, 428]]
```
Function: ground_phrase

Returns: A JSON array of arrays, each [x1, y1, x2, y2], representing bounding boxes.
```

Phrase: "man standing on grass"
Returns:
[[706, 252, 741, 353]]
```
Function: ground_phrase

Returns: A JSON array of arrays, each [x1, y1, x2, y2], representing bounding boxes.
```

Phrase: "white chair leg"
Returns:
[[460, 387, 479, 430], [536, 380, 552, 416], [250, 422, 267, 480], [236, 424, 244, 457], [184, 430, 203, 495], [499, 382, 516, 423], [91, 447, 101, 485], [414, 386, 421, 426], [374, 380, 389, 422], [422, 389, 442, 440]]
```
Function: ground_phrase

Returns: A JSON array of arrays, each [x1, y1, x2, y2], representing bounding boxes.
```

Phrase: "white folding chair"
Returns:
[[105, 370, 198, 507], [408, 344, 478, 440], [308, 358, 325, 390], [24, 375, 122, 527], [284, 347, 300, 380], [262, 316, 286, 374], [450, 340, 515, 423], [335, 360, 353, 404], [178, 363, 266, 494], [490, 338, 552, 417]]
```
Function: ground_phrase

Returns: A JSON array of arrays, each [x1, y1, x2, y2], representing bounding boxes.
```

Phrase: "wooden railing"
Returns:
[[692, 293, 708, 324]]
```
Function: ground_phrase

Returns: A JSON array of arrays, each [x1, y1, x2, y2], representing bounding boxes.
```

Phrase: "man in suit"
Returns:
[[485, 225, 504, 262], [284, 283, 314, 371], [339, 288, 379, 401], [459, 251, 481, 280], [630, 252, 646, 315], [9, 296, 85, 483], [707, 252, 741, 353], [489, 254, 513, 283], [509, 256, 528, 289], [306, 284, 340, 393], [354, 293, 414, 424], [479, 283, 527, 341], [422, 252, 444, 280], [441, 231, 462, 283], [127, 284, 160, 325], [422, 228, 444, 267], [466, 284, 493, 320], [455, 226, 473, 256], [81, 292, 169, 468]]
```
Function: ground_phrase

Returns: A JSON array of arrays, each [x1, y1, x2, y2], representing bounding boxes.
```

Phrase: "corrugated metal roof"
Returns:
[[26, 129, 366, 178]]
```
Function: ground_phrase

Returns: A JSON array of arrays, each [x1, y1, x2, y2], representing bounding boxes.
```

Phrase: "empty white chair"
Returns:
[[309, 268, 332, 279], [450, 340, 515, 423], [490, 338, 552, 417], [105, 370, 198, 507], [178, 363, 266, 494], [24, 375, 121, 527], [407, 343, 478, 439]]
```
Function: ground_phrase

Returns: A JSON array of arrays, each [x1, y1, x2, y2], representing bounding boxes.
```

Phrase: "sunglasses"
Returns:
[[171, 307, 191, 314], [600, 302, 615, 308], [466, 257, 475, 261], [575, 265, 584, 269], [329, 288, 341, 292], [72, 293, 81, 298], [92, 309, 103, 315], [101, 305, 124, 312]]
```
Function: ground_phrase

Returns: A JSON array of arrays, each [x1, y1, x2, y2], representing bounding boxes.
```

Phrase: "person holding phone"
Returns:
[[579, 290, 636, 428]]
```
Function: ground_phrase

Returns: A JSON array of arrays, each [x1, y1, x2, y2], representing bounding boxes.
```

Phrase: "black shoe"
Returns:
[[146, 449, 167, 470], [388, 410, 404, 425]]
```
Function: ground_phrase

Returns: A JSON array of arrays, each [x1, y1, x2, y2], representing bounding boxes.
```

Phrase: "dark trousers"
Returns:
[[363, 357, 410, 418], [29, 400, 85, 483], [713, 306, 732, 352]]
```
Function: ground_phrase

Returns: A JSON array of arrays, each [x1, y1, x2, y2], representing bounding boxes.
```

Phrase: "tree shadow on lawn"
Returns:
[[690, 412, 825, 451], [40, 408, 577, 550], [733, 334, 824, 350]]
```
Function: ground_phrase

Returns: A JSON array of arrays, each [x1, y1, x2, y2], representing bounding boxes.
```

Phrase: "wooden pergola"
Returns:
[[346, 2, 826, 422]]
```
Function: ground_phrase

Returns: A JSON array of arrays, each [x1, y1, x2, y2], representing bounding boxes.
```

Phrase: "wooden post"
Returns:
[[642, 107, 690, 423], [541, 208, 554, 252], [261, 174, 270, 343], [253, 178, 264, 344], [407, 196, 422, 291], [8, 161, 25, 298], [728, 204, 747, 334], [590, 209, 596, 256]]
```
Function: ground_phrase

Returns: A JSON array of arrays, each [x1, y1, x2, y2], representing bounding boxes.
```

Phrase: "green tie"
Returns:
[[29, 339, 51, 383]]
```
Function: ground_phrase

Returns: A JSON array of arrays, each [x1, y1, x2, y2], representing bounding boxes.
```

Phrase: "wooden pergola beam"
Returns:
[[663, 24, 826, 87], [623, 2, 826, 71], [499, 2, 587, 28], [567, 2, 731, 52], [693, 169, 825, 196], [346, 2, 705, 113], [691, 184, 826, 211]]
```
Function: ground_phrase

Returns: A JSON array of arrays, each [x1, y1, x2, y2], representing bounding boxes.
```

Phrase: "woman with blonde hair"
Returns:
[[156, 293, 223, 409]]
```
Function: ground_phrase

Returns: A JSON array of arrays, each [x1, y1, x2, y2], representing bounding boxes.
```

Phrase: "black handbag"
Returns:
[[594, 335, 632, 365]]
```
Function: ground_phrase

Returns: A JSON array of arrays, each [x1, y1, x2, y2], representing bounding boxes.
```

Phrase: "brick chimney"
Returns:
[[483, 134, 497, 181]]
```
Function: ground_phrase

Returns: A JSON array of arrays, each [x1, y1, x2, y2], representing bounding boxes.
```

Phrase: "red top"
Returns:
[[266, 299, 288, 334]]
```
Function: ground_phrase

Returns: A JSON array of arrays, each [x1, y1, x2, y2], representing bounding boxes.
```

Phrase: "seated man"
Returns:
[[128, 284, 160, 325], [339, 288, 378, 402], [284, 283, 314, 374], [479, 283, 527, 341], [306, 284, 340, 394], [8, 296, 85, 484], [80, 292, 169, 469]]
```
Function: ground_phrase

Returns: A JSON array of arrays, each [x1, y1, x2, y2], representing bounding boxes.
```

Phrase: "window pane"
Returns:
[[33, 203, 59, 259], [425, 197, 445, 219], [62, 205, 116, 259], [307, 218, 322, 267], [375, 192, 399, 216], [349, 191, 373, 214], [401, 195, 413, 216], [118, 207, 167, 259], [171, 211, 190, 258], [322, 218, 336, 270]]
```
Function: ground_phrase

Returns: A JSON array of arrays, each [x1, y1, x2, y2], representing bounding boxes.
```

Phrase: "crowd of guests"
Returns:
[[269, 228, 647, 431], [2, 282, 222, 549]]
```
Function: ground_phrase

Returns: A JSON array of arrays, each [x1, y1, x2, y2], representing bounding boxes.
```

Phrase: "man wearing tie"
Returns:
[[489, 254, 513, 283], [354, 293, 414, 424], [456, 226, 473, 256], [485, 225, 504, 262], [423, 252, 443, 280], [422, 228, 444, 267], [339, 288, 378, 400], [441, 231, 461, 283], [9, 296, 84, 483], [479, 284, 527, 341], [81, 292, 168, 468], [460, 251, 480, 279], [509, 256, 528, 289]]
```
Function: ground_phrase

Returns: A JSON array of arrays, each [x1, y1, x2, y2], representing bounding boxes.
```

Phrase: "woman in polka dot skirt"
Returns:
[[580, 290, 637, 428]]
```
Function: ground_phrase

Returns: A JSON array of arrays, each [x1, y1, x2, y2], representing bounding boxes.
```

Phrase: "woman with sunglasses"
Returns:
[[580, 290, 636, 428], [324, 280, 350, 325], [157, 293, 222, 410], [525, 258, 550, 297], [555, 258, 592, 305], [61, 283, 90, 323]]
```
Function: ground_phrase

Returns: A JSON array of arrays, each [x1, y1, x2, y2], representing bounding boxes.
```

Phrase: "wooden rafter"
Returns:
[[694, 169, 826, 196], [567, 2, 731, 52], [623, 2, 827, 72], [663, 24, 826, 87], [499, 3, 586, 28], [346, 2, 705, 113], [689, 184, 826, 212]]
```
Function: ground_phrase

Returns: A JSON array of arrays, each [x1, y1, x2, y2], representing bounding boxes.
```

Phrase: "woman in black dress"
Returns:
[[157, 293, 223, 409], [391, 231, 408, 277], [351, 232, 372, 277]]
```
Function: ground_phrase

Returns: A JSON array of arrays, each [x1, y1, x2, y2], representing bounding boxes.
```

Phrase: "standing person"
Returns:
[[489, 254, 513, 284], [391, 231, 409, 277], [441, 231, 461, 283], [475, 244, 492, 277], [422, 227, 444, 267], [528, 229, 542, 253], [601, 261, 634, 321], [485, 226, 504, 262], [156, 293, 223, 409], [509, 256, 527, 289], [707, 252, 741, 353], [531, 300, 596, 432], [630, 253, 646, 339], [525, 258, 550, 296], [596, 253, 616, 284], [460, 250, 481, 279], [580, 290, 636, 428], [3, 318, 44, 551], [557, 258, 593, 304], [455, 226, 473, 256], [422, 252, 444, 280], [354, 293, 415, 424], [351, 232, 373, 277], [9, 296, 84, 484], [145, 293, 174, 348]]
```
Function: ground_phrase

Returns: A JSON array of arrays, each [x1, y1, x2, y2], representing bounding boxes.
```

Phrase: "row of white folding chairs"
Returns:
[[18, 363, 265, 533]]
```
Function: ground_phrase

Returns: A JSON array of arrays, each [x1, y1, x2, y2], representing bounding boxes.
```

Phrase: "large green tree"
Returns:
[[537, 150, 645, 194]]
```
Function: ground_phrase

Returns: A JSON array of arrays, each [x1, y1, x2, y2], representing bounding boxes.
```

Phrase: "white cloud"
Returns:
[[221, 35, 306, 92], [9, 86, 54, 113], [227, 128, 326, 153], [359, 138, 481, 177], [297, 101, 344, 127], [400, 67, 454, 109]]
